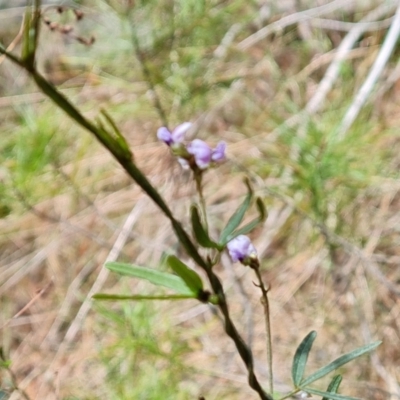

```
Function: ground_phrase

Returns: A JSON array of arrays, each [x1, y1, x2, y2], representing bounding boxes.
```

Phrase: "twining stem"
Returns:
[[194, 171, 209, 232], [205, 269, 273, 400], [253, 267, 274, 395]]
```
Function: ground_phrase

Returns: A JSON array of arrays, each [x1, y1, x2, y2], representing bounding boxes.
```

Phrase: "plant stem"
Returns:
[[254, 267, 274, 395], [205, 268, 273, 400], [194, 171, 209, 232]]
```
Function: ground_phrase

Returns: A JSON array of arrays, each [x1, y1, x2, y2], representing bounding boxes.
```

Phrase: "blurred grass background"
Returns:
[[1, 0, 400, 399]]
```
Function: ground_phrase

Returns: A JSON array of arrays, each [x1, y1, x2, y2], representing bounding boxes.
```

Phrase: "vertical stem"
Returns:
[[205, 268, 273, 400], [194, 171, 209, 232], [254, 267, 274, 395]]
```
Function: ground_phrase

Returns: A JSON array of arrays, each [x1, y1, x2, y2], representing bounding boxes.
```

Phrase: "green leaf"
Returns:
[[100, 109, 131, 155], [93, 293, 195, 301], [322, 375, 343, 400], [166, 255, 203, 293], [229, 197, 267, 239], [191, 205, 223, 249], [105, 262, 193, 295], [305, 387, 359, 400], [292, 331, 317, 387], [220, 178, 253, 245], [301, 340, 382, 387]]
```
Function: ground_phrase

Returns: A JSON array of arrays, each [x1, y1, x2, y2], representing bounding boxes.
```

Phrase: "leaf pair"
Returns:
[[290, 330, 381, 399], [93, 256, 204, 302]]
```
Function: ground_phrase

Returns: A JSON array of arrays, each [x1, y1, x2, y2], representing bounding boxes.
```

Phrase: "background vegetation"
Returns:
[[1, 0, 400, 399]]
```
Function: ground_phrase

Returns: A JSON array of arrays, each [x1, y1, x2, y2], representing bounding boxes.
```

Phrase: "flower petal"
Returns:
[[172, 122, 192, 143], [212, 141, 226, 162], [187, 139, 212, 169], [227, 235, 257, 263], [157, 127, 173, 145]]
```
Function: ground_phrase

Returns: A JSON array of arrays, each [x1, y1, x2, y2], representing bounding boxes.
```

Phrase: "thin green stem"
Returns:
[[254, 267, 274, 395], [194, 172, 209, 232], [205, 268, 273, 400]]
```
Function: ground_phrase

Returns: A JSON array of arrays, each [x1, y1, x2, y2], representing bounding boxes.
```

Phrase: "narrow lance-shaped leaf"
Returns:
[[105, 262, 193, 295], [93, 293, 196, 301], [191, 205, 223, 250], [220, 178, 253, 245], [100, 109, 131, 156], [166, 255, 203, 294], [301, 340, 382, 387], [292, 331, 317, 387], [322, 375, 343, 400], [228, 197, 267, 240], [305, 387, 359, 400]]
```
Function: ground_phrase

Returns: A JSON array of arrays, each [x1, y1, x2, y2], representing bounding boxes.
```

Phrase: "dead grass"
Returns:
[[1, 1, 400, 399]]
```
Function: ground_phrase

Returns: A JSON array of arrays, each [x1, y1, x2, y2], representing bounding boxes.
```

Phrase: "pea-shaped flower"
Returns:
[[157, 123, 226, 170], [186, 139, 226, 170], [227, 235, 258, 267], [157, 122, 192, 146]]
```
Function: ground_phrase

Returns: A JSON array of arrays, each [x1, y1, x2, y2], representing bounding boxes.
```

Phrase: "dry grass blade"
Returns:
[[337, 2, 400, 138], [237, 0, 354, 51]]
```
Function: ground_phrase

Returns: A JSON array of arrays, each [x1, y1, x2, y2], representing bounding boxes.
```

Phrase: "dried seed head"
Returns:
[[73, 9, 84, 20], [61, 25, 73, 34], [49, 22, 58, 31]]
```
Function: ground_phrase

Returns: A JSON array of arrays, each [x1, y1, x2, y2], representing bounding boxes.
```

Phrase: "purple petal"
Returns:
[[187, 139, 212, 169], [157, 127, 173, 145], [172, 122, 192, 143], [212, 141, 226, 162], [227, 235, 257, 263]]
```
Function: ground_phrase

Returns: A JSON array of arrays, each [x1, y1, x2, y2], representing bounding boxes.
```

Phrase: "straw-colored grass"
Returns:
[[1, 1, 400, 399]]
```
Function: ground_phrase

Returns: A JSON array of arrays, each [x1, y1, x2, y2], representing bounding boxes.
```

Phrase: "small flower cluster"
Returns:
[[157, 122, 226, 170], [227, 235, 259, 268]]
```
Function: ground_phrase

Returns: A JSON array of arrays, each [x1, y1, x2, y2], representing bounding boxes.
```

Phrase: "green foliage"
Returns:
[[97, 301, 193, 399], [165, 255, 203, 294], [292, 331, 317, 387], [191, 205, 223, 249], [322, 375, 343, 400], [104, 262, 195, 295], [287, 331, 381, 400]]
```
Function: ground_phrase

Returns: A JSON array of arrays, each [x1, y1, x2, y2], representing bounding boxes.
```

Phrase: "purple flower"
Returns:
[[212, 142, 226, 162], [227, 235, 257, 265], [157, 122, 192, 146], [187, 139, 226, 170], [187, 139, 212, 169]]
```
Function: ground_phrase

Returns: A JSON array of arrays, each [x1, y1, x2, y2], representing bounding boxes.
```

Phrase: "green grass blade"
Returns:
[[191, 205, 222, 249], [166, 255, 203, 293], [105, 262, 193, 295], [305, 387, 359, 400], [92, 293, 195, 301], [301, 341, 382, 387], [292, 331, 317, 387], [220, 178, 253, 245], [322, 375, 343, 400]]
